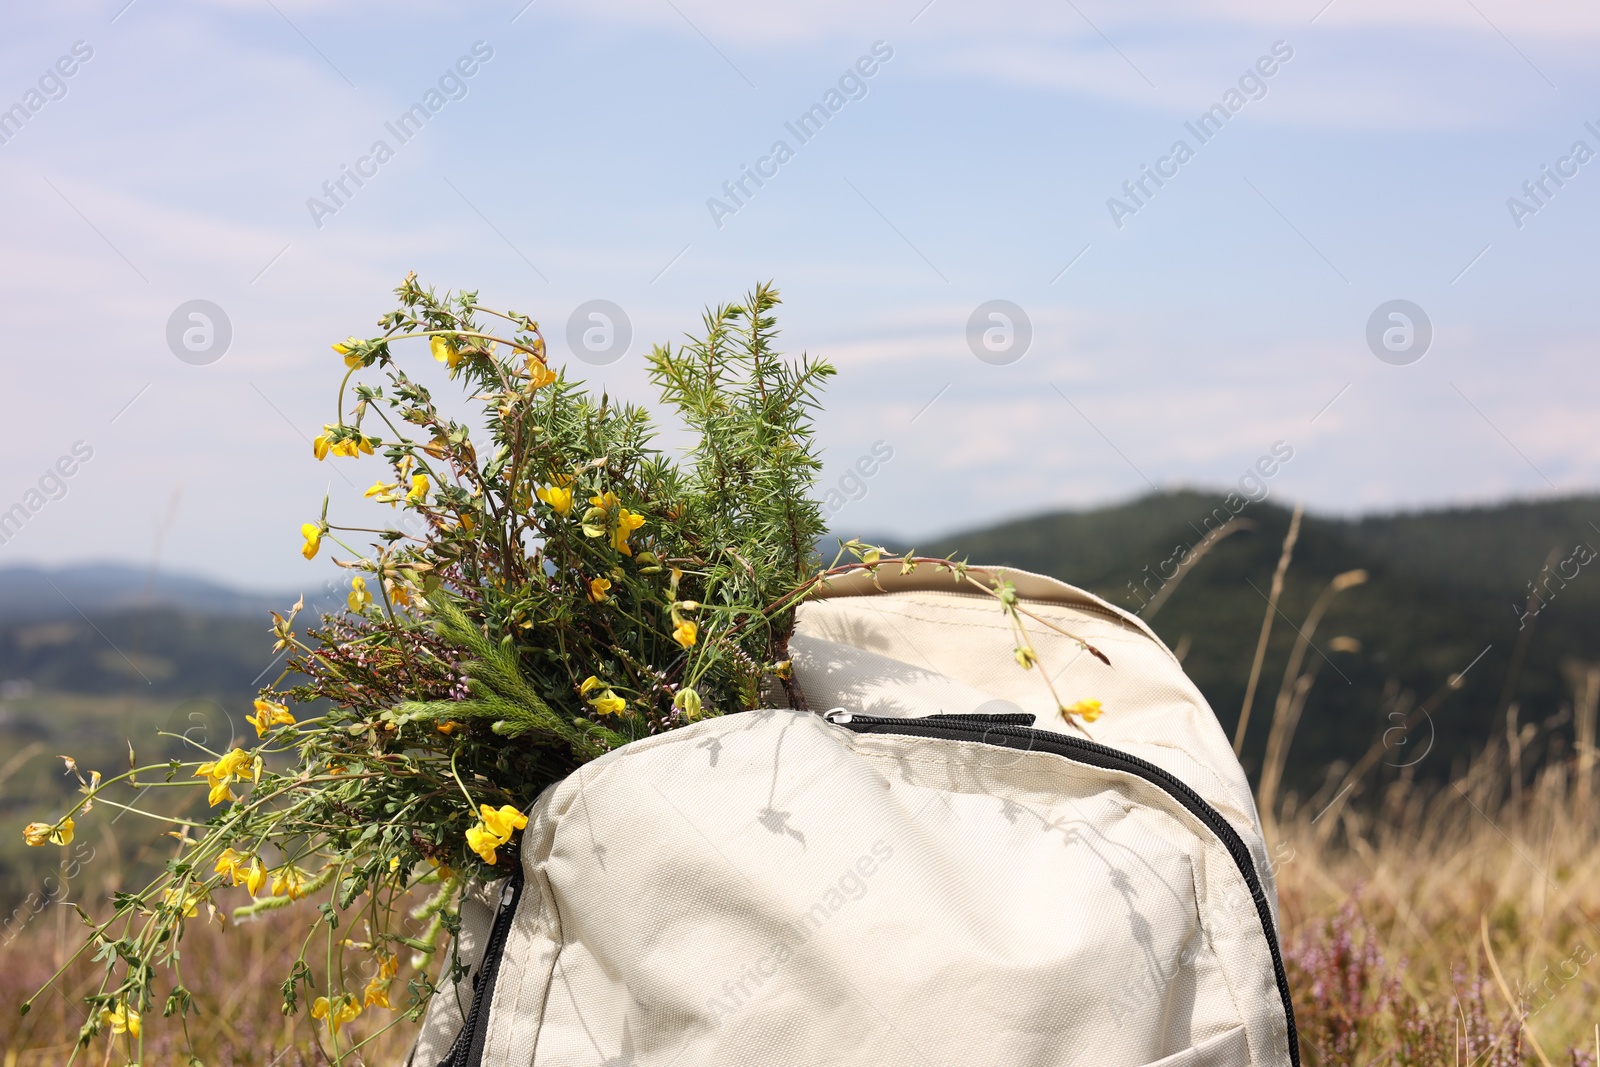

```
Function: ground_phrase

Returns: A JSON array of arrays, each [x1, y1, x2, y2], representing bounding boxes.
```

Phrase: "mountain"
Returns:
[[0, 562, 293, 623]]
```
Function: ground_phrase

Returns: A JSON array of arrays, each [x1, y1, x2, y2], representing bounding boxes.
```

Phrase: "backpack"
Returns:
[[408, 565, 1298, 1066]]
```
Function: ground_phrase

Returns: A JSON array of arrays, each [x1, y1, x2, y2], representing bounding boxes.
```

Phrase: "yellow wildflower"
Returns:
[[528, 360, 557, 389], [385, 577, 414, 608], [247, 697, 295, 738], [1014, 647, 1037, 670], [672, 617, 697, 649], [333, 338, 363, 368], [331, 436, 360, 458], [163, 886, 201, 917], [312, 994, 362, 1029], [465, 803, 528, 865], [363, 975, 391, 1009], [23, 818, 73, 847], [430, 335, 462, 368], [99, 1003, 140, 1038], [612, 508, 645, 555], [481, 804, 527, 840], [313, 431, 331, 461], [579, 676, 605, 697], [588, 689, 627, 718], [1065, 698, 1103, 723], [365, 480, 400, 506], [407, 473, 429, 504], [213, 848, 247, 882], [213, 849, 266, 895], [348, 576, 373, 612], [587, 576, 611, 603], [301, 522, 323, 560], [389, 856, 402, 873], [195, 748, 251, 807], [272, 866, 308, 900], [589, 491, 620, 511], [536, 484, 573, 515], [379, 951, 399, 979], [436, 721, 459, 735]]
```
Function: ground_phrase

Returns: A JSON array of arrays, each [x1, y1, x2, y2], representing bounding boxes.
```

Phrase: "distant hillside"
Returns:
[[907, 490, 1600, 789], [0, 562, 294, 623]]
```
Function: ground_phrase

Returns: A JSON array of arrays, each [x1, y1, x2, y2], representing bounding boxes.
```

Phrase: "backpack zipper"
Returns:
[[441, 867, 524, 1067], [825, 710, 1300, 1067]]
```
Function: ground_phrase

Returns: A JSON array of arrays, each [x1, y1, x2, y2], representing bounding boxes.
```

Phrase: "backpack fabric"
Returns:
[[410, 566, 1298, 1066]]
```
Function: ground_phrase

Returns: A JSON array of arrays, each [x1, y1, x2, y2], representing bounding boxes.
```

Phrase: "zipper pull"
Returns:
[[822, 708, 853, 725], [499, 879, 517, 908]]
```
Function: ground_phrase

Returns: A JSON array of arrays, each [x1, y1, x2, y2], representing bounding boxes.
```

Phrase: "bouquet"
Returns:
[[20, 276, 1106, 1064]]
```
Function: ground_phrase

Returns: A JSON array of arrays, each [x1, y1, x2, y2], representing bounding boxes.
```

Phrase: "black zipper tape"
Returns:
[[440, 867, 525, 1067], [925, 711, 1038, 727], [828, 711, 1300, 1067]]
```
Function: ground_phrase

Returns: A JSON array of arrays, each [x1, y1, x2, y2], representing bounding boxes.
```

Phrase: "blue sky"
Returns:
[[1, 0, 1597, 590]]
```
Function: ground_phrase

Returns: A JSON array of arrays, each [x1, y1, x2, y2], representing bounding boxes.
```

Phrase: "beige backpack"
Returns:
[[410, 566, 1297, 1066]]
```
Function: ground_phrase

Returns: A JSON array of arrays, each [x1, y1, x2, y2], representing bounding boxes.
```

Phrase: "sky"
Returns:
[[1, 0, 1598, 591]]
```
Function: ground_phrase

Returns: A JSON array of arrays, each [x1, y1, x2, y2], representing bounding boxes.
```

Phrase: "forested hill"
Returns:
[[859, 490, 1600, 788]]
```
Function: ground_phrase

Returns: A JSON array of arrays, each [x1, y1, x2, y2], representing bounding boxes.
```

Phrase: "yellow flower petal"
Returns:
[[535, 484, 573, 515], [100, 1004, 140, 1038], [612, 508, 646, 555], [480, 804, 528, 840], [248, 698, 294, 738], [465, 824, 500, 865], [672, 618, 698, 649], [528, 360, 557, 389], [214, 848, 244, 880], [1065, 698, 1103, 723], [430, 335, 461, 368], [364, 976, 391, 1009]]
